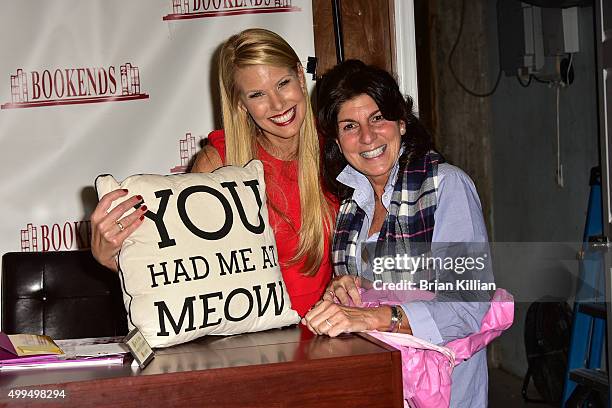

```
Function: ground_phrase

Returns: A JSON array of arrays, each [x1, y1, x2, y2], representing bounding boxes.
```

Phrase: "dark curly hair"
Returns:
[[316, 59, 434, 201]]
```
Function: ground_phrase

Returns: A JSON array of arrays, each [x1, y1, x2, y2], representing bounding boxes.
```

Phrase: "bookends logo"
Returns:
[[171, 132, 202, 173], [20, 221, 91, 252], [163, 0, 300, 21], [2, 63, 149, 110]]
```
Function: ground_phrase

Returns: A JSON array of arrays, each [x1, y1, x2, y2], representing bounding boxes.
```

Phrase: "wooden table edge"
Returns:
[[357, 332, 404, 408]]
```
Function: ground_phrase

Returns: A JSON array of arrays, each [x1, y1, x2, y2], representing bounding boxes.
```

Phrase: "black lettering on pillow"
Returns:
[[217, 250, 242, 275], [177, 185, 233, 240], [154, 283, 287, 336], [144, 189, 177, 249], [148, 261, 171, 287], [224, 288, 254, 322], [253, 281, 285, 317], [155, 296, 197, 336], [269, 245, 278, 266], [261, 246, 274, 269], [172, 258, 192, 284], [150, 257, 210, 288], [239, 248, 255, 272], [199, 292, 223, 328], [190, 256, 210, 280], [221, 180, 265, 234]]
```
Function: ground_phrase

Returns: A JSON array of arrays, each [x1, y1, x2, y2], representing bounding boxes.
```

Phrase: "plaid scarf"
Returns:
[[332, 150, 443, 283]]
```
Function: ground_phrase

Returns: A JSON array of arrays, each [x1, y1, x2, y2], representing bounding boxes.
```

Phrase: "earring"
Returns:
[[400, 127, 406, 135]]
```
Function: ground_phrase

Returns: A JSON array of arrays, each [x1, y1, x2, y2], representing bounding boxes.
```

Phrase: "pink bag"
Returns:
[[361, 288, 514, 408]]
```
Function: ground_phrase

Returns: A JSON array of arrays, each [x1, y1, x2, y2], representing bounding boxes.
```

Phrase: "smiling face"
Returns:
[[336, 94, 405, 192], [234, 64, 306, 144]]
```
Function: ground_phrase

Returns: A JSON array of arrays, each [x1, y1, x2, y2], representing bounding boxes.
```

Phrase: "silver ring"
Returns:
[[325, 319, 333, 328], [116, 220, 125, 232], [328, 290, 335, 298]]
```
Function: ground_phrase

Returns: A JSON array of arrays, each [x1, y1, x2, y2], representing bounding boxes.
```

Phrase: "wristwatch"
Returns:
[[388, 306, 403, 333]]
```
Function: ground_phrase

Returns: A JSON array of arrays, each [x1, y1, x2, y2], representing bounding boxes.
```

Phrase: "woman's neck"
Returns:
[[257, 133, 299, 161], [368, 173, 391, 200]]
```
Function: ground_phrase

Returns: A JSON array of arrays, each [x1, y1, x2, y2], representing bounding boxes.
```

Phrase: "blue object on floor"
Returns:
[[562, 166, 609, 407]]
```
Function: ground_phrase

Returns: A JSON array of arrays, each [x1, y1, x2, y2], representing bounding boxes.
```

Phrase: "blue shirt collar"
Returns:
[[336, 146, 404, 212]]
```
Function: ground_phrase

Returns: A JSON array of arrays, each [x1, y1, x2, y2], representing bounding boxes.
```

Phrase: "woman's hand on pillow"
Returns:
[[302, 301, 392, 338], [90, 189, 147, 272]]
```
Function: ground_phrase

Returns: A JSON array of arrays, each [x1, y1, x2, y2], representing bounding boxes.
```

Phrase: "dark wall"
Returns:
[[420, 0, 599, 376], [417, 0, 495, 236], [490, 5, 599, 243], [487, 4, 599, 376]]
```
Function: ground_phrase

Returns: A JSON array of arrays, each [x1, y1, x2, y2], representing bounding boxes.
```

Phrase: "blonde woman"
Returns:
[[91, 29, 337, 316]]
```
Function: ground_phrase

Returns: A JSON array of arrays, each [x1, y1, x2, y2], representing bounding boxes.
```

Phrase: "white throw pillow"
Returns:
[[95, 160, 299, 348]]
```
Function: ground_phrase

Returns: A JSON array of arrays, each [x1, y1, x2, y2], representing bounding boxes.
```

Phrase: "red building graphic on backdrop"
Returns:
[[2, 62, 149, 110], [164, 0, 299, 21], [10, 69, 28, 103], [120, 63, 141, 96], [171, 132, 198, 173], [172, 0, 190, 14], [20, 223, 38, 252]]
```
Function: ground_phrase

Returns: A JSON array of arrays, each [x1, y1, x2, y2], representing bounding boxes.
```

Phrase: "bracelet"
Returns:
[[388, 306, 400, 332], [396, 307, 404, 333]]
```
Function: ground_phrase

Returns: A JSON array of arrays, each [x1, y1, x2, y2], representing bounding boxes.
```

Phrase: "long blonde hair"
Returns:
[[218, 28, 334, 276]]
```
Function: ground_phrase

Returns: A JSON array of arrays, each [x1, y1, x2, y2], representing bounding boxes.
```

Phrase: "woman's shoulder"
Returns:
[[191, 130, 225, 172], [437, 163, 477, 190], [437, 162, 468, 178], [207, 129, 226, 148], [435, 162, 482, 211], [206, 129, 226, 163], [433, 164, 487, 242]]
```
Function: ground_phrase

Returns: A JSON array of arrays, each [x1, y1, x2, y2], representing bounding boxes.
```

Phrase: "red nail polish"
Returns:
[[136, 195, 143, 200], [122, 189, 128, 193], [139, 215, 144, 221], [141, 205, 147, 212]]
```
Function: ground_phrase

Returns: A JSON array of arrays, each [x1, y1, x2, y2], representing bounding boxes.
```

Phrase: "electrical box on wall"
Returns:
[[498, 1, 581, 83], [543, 7, 580, 54]]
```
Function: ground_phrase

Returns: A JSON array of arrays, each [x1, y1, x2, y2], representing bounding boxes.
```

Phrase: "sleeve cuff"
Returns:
[[401, 302, 444, 345]]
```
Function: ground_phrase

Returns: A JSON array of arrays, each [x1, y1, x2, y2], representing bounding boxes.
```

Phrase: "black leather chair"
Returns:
[[2, 250, 127, 339]]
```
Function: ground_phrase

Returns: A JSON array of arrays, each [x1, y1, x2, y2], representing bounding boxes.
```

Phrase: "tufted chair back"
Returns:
[[1, 250, 127, 339]]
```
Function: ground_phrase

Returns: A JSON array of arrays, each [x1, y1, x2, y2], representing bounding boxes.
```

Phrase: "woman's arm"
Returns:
[[303, 300, 412, 337], [306, 275, 413, 337], [401, 164, 491, 345], [191, 145, 223, 173]]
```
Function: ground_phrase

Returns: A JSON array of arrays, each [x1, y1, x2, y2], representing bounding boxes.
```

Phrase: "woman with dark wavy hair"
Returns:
[[304, 60, 493, 407], [318, 60, 434, 202]]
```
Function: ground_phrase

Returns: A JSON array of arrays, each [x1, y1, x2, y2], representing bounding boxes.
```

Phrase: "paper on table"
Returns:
[[7, 334, 63, 356], [0, 355, 125, 371], [0, 354, 61, 365], [56, 342, 129, 359], [0, 336, 130, 371]]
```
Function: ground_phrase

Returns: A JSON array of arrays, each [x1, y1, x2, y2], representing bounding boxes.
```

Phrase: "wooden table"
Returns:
[[0, 325, 403, 407]]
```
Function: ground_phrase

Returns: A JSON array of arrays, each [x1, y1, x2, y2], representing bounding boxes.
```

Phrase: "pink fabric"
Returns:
[[358, 288, 514, 408]]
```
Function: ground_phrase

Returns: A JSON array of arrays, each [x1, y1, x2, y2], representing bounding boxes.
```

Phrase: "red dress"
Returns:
[[206, 130, 335, 316]]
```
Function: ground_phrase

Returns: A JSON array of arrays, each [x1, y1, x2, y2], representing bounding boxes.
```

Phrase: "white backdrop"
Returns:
[[0, 0, 315, 255], [0, 0, 316, 322]]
